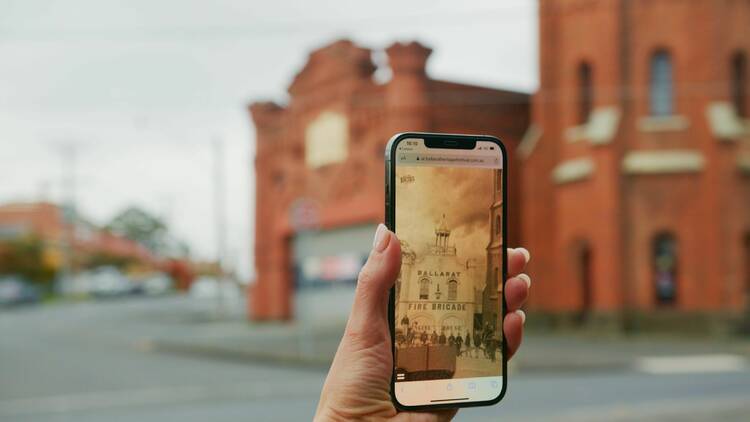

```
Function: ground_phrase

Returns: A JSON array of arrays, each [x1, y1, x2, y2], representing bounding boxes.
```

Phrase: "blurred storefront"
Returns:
[[292, 224, 375, 323], [0, 202, 158, 280]]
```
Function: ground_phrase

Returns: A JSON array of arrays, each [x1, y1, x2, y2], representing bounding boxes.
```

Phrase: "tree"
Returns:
[[106, 207, 168, 254], [0, 236, 56, 285]]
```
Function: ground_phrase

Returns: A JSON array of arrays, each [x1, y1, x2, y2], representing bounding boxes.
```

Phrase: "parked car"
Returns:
[[0, 276, 41, 307], [189, 276, 240, 301], [132, 273, 173, 296], [59, 273, 93, 297], [87, 267, 133, 298]]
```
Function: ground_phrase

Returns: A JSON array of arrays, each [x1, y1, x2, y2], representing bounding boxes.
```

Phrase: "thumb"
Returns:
[[345, 224, 401, 336]]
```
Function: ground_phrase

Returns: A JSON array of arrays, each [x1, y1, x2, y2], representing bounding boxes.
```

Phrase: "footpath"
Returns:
[[138, 303, 750, 374]]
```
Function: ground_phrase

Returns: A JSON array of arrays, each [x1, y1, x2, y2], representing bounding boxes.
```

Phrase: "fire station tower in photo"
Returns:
[[395, 215, 482, 339]]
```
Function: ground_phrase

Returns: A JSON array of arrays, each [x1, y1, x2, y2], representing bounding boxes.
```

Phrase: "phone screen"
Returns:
[[392, 136, 504, 407]]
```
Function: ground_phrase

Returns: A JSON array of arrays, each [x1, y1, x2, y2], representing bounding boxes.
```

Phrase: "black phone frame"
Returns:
[[384, 132, 509, 411]]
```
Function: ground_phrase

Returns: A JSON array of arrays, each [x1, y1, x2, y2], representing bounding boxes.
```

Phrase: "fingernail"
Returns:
[[515, 309, 526, 324], [517, 247, 530, 264], [517, 273, 531, 288], [372, 224, 390, 252]]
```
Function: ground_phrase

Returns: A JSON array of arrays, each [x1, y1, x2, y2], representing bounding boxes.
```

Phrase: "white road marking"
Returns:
[[634, 354, 747, 374], [478, 395, 750, 422]]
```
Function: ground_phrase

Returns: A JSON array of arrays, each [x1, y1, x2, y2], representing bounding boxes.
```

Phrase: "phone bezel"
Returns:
[[384, 132, 509, 411]]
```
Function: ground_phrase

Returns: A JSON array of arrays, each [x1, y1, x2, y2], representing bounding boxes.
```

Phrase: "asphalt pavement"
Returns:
[[2, 296, 750, 421]]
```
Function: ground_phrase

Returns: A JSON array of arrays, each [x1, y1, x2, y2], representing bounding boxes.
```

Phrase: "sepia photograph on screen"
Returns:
[[394, 163, 503, 382]]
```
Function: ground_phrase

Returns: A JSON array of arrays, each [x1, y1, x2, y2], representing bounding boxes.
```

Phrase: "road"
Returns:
[[2, 297, 749, 421]]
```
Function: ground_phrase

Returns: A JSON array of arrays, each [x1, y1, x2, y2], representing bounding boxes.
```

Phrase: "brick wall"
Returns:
[[523, 0, 750, 317]]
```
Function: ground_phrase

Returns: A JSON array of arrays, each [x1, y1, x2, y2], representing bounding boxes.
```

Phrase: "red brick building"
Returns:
[[250, 0, 750, 324], [522, 0, 750, 323], [249, 40, 529, 320]]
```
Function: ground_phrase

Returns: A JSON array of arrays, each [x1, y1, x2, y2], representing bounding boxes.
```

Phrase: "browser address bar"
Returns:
[[397, 152, 500, 168]]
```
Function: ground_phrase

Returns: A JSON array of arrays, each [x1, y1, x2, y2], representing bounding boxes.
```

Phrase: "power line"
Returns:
[[56, 142, 79, 291]]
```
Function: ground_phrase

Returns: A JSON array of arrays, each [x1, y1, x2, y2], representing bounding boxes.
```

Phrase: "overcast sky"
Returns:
[[0, 0, 537, 279]]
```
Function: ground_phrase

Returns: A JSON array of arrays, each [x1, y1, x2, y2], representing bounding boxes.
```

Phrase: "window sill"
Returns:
[[552, 157, 595, 184], [564, 106, 622, 145], [564, 125, 588, 143], [622, 149, 704, 175], [518, 124, 542, 159], [706, 102, 750, 140], [638, 115, 690, 133]]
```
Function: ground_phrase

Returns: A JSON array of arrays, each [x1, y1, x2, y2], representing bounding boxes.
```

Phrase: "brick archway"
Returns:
[[571, 239, 593, 323]]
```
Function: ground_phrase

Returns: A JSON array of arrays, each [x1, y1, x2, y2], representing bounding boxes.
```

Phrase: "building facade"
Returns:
[[250, 0, 750, 324], [521, 0, 750, 321], [249, 40, 529, 320], [395, 216, 482, 339], [393, 170, 504, 338]]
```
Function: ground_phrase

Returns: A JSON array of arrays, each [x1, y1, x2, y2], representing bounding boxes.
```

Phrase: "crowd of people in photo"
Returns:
[[395, 320, 500, 362]]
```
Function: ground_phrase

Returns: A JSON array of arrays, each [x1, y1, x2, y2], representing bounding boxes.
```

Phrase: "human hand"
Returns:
[[314, 224, 531, 422]]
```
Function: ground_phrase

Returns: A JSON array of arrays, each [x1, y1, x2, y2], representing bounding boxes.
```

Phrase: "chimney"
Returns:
[[385, 41, 433, 133]]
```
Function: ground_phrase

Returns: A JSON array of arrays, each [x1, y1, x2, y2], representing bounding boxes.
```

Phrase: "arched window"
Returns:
[[448, 279, 458, 301], [731, 52, 747, 118], [419, 278, 430, 300], [650, 50, 674, 116], [578, 62, 593, 124], [653, 232, 678, 306], [570, 240, 592, 323]]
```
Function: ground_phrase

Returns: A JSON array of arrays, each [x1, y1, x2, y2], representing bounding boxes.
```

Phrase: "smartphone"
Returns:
[[385, 132, 507, 410]]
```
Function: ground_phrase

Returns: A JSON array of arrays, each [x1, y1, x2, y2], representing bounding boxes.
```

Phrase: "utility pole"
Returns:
[[58, 143, 78, 294], [213, 137, 228, 317]]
